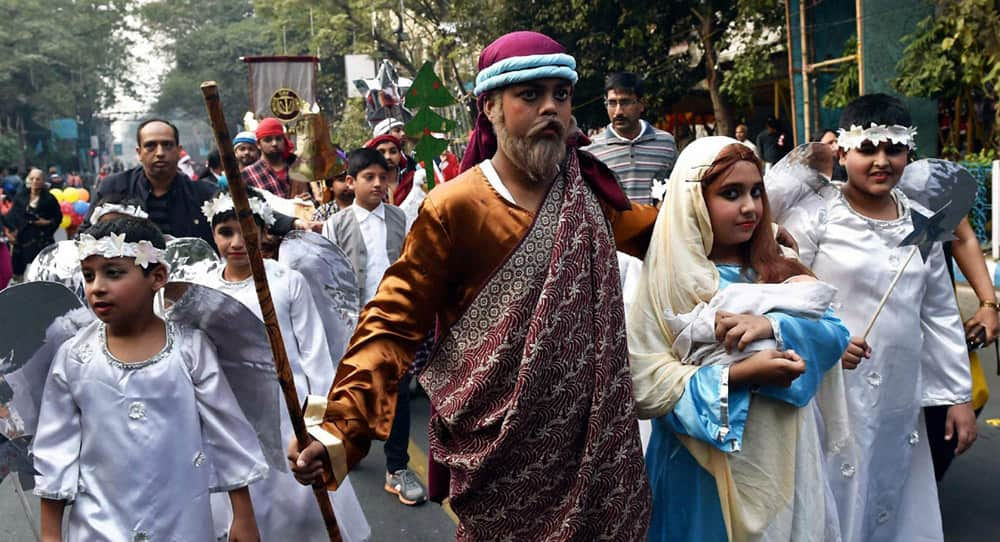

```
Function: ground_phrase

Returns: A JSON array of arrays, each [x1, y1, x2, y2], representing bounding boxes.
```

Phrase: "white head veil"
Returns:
[[627, 136, 806, 540]]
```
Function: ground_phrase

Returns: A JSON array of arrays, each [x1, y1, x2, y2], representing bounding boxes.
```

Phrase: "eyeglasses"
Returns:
[[605, 98, 638, 108]]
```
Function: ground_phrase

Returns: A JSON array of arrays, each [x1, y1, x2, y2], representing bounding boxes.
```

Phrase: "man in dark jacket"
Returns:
[[92, 118, 303, 245]]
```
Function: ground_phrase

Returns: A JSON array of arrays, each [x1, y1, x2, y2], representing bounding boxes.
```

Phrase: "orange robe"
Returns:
[[312, 164, 657, 473]]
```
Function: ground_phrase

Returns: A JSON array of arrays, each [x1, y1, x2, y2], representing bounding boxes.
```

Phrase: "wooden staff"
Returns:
[[201, 81, 342, 542]]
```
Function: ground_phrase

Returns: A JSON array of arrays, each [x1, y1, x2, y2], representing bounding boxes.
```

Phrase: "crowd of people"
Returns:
[[2, 29, 990, 542]]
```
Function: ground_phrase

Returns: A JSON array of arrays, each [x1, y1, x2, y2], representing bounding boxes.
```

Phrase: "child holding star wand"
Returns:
[[783, 93, 977, 542]]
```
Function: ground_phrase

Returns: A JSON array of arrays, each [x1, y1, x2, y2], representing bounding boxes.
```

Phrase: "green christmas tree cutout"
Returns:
[[404, 62, 457, 187]]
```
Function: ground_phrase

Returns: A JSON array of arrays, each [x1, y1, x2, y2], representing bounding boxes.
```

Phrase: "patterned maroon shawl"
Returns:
[[419, 152, 651, 541]]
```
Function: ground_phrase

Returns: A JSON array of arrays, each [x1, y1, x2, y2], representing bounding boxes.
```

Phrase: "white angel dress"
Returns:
[[786, 187, 971, 542], [32, 319, 269, 542], [197, 258, 370, 542]]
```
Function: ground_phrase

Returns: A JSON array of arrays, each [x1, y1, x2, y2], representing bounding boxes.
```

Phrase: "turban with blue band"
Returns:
[[458, 31, 630, 211]]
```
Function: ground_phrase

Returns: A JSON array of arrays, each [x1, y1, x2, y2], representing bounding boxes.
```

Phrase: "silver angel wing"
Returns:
[[764, 142, 838, 223], [23, 240, 84, 299], [896, 158, 978, 231], [164, 237, 221, 282], [163, 281, 285, 471], [278, 231, 358, 362], [0, 281, 87, 462]]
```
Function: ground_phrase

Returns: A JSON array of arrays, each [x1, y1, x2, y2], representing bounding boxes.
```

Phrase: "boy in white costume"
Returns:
[[34, 216, 267, 542], [784, 94, 977, 542]]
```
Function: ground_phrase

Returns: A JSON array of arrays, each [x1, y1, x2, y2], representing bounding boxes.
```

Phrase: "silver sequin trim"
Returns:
[[840, 463, 855, 478], [866, 371, 882, 388], [75, 343, 94, 364], [876, 510, 890, 524], [101, 322, 175, 370], [128, 402, 146, 421], [908, 430, 920, 446], [193, 451, 206, 467], [132, 531, 150, 542]]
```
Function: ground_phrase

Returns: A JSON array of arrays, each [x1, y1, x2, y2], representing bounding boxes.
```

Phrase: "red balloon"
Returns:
[[60, 202, 73, 215], [70, 213, 84, 227]]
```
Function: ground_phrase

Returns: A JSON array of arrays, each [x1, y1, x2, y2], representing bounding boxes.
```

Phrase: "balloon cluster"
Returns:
[[50, 187, 90, 229]]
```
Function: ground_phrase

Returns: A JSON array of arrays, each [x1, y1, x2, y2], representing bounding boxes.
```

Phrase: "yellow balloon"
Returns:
[[63, 187, 79, 203], [59, 215, 71, 229], [50, 188, 64, 202]]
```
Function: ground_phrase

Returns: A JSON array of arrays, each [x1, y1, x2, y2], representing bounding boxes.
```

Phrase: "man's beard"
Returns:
[[263, 150, 283, 163], [491, 106, 572, 183]]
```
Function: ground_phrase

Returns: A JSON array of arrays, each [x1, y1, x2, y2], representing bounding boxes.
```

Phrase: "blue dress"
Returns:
[[646, 264, 849, 541]]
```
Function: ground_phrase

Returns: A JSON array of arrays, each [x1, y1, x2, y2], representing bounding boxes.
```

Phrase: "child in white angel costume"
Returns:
[[197, 192, 370, 542], [33, 216, 268, 542], [783, 94, 976, 542]]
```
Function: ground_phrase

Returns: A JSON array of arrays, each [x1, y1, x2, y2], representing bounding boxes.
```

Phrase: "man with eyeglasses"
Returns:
[[584, 72, 677, 205]]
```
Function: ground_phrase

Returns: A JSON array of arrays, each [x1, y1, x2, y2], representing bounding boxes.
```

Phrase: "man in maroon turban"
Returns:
[[290, 31, 656, 540]]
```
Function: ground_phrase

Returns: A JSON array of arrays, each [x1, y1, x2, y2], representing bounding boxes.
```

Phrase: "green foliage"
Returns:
[[0, 132, 20, 167], [893, 0, 1000, 100], [477, 0, 784, 133], [329, 99, 372, 151], [0, 0, 133, 167], [893, 0, 1000, 150], [962, 148, 998, 166], [821, 37, 859, 109], [143, 0, 270, 129], [717, 1, 784, 108]]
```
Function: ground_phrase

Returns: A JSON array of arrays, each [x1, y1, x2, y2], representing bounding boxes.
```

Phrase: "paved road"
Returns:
[[0, 391, 457, 542], [2, 287, 998, 541]]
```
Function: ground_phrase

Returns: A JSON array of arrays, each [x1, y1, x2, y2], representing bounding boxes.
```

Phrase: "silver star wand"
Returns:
[[861, 160, 979, 340]]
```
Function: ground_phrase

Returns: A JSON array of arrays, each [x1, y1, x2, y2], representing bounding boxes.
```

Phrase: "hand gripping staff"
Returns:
[[200, 81, 342, 542]]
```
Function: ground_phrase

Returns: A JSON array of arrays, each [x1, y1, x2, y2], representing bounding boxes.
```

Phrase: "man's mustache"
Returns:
[[526, 119, 567, 138]]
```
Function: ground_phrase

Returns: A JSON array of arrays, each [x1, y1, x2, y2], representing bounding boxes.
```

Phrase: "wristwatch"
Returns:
[[979, 300, 1000, 311]]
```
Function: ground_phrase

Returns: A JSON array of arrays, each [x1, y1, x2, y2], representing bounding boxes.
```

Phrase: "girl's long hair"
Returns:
[[700, 143, 813, 284]]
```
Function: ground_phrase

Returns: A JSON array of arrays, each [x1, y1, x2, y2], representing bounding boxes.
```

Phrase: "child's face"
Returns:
[[375, 142, 402, 169], [81, 256, 167, 325], [704, 161, 764, 253], [348, 165, 388, 211], [213, 218, 261, 268], [840, 140, 908, 199]]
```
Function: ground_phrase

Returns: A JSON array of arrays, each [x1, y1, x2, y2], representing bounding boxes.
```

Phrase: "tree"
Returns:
[[142, 0, 271, 131], [821, 37, 859, 110], [0, 0, 134, 170], [893, 0, 1000, 154], [468, 0, 784, 136]]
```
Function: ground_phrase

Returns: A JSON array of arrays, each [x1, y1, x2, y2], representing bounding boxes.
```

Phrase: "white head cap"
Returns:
[[373, 118, 405, 138]]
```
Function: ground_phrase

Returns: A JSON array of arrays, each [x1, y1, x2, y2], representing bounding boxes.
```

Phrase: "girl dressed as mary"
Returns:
[[629, 137, 851, 541]]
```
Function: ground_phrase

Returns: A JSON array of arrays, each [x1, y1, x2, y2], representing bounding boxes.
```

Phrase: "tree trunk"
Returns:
[[952, 95, 961, 154], [965, 89, 974, 155], [699, 11, 734, 137]]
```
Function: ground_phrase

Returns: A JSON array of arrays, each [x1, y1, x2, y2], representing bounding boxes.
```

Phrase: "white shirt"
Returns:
[[608, 119, 650, 143], [480, 159, 517, 205], [352, 202, 390, 303]]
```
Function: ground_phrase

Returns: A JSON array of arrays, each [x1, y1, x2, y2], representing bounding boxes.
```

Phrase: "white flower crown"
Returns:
[[837, 123, 918, 151], [89, 203, 149, 223], [201, 193, 276, 227], [76, 232, 167, 270]]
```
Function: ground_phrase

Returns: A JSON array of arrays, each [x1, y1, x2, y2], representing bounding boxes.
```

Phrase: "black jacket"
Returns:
[[90, 167, 296, 246]]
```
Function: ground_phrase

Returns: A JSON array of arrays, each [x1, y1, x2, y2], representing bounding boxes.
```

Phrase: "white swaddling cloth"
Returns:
[[665, 279, 838, 367]]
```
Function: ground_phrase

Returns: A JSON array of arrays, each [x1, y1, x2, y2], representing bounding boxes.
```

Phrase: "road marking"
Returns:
[[408, 440, 459, 524]]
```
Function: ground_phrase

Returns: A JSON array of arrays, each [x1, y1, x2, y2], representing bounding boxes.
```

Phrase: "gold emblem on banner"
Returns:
[[270, 88, 301, 121]]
